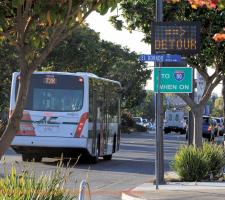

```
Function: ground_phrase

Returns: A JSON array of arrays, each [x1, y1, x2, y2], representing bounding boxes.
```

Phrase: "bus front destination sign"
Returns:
[[151, 22, 200, 54]]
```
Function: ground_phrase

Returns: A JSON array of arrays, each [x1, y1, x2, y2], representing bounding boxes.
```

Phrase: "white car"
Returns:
[[133, 117, 144, 126]]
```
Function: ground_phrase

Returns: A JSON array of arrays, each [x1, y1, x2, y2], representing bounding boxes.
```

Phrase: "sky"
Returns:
[[86, 11, 222, 96], [86, 11, 151, 54]]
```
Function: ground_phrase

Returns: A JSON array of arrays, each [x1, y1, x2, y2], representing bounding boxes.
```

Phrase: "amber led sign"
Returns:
[[151, 22, 200, 54]]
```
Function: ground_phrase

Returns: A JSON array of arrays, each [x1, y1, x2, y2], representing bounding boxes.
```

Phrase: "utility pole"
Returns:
[[188, 68, 195, 145], [155, 0, 164, 190]]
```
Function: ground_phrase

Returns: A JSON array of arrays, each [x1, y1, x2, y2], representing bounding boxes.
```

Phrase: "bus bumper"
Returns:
[[11, 136, 90, 157]]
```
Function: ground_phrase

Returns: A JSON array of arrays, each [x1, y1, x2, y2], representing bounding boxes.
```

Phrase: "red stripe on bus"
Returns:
[[75, 112, 89, 138], [16, 112, 35, 136]]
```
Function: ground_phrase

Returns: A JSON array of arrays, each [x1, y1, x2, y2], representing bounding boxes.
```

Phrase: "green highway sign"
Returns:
[[154, 67, 193, 93]]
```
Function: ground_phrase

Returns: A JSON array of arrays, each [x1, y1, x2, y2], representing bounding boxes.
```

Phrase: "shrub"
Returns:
[[202, 142, 225, 178], [121, 110, 135, 127], [171, 145, 208, 181], [172, 143, 225, 181], [0, 162, 77, 200]]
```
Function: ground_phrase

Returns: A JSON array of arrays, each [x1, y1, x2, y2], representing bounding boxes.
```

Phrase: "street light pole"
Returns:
[[155, 0, 164, 190]]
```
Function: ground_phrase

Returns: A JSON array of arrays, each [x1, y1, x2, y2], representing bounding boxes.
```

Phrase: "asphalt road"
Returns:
[[2, 131, 187, 200]]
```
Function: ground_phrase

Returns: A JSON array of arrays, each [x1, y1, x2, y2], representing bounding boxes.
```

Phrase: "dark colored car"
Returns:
[[202, 116, 216, 140]]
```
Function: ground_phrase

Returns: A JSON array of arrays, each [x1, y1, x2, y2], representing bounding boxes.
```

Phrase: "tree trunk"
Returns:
[[0, 70, 32, 159], [192, 106, 204, 147], [222, 77, 225, 129], [188, 111, 194, 145]]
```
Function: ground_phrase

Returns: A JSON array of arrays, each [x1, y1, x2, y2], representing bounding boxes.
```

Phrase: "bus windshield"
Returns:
[[16, 74, 84, 112]]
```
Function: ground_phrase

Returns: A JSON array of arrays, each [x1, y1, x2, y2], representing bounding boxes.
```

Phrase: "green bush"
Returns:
[[202, 143, 225, 178], [171, 145, 208, 181], [172, 143, 225, 181], [0, 163, 77, 200], [121, 110, 135, 127]]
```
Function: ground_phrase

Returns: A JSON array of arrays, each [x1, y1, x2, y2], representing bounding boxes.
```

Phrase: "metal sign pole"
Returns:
[[155, 0, 164, 190]]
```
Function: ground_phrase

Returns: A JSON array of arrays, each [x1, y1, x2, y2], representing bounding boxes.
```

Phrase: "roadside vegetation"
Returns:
[[172, 143, 225, 181], [0, 161, 77, 200], [121, 110, 147, 133]]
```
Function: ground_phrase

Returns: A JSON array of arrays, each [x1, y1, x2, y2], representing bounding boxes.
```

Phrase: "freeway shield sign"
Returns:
[[154, 67, 193, 93]]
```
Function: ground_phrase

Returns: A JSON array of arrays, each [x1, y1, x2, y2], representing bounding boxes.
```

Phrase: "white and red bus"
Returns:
[[10, 72, 121, 163]]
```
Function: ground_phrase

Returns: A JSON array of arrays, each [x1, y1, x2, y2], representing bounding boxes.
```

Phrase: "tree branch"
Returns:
[[201, 73, 223, 105], [30, 0, 105, 71], [176, 93, 195, 109], [196, 67, 209, 82]]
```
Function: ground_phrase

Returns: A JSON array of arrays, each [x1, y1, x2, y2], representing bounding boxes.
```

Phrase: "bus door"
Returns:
[[96, 91, 108, 156], [91, 89, 98, 156]]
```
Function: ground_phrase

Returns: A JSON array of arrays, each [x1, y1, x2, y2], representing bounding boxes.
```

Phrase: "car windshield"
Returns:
[[203, 117, 210, 124], [133, 118, 141, 123], [216, 119, 221, 123]]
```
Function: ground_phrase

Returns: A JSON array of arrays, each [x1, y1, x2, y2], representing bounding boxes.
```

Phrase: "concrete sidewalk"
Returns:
[[122, 182, 225, 200]]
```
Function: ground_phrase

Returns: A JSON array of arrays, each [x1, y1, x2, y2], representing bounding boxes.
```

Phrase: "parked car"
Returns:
[[142, 118, 150, 128], [147, 121, 154, 130], [211, 117, 224, 136], [132, 117, 148, 132], [133, 117, 144, 126], [202, 115, 217, 140]]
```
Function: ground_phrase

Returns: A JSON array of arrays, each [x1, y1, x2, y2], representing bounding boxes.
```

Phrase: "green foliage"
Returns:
[[0, 42, 19, 119], [109, 16, 123, 30], [211, 97, 223, 117], [202, 143, 225, 177], [0, 26, 150, 122], [172, 143, 225, 181], [0, 163, 77, 200], [131, 90, 155, 121], [121, 110, 135, 127], [172, 145, 208, 181]]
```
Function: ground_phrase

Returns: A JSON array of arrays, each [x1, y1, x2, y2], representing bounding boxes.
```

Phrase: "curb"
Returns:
[[121, 191, 146, 200], [121, 182, 225, 200]]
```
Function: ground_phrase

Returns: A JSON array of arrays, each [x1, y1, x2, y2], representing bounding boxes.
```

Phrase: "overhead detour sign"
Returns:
[[154, 67, 193, 93], [151, 22, 200, 54]]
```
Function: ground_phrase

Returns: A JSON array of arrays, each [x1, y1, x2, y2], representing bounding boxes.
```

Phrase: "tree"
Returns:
[[0, 0, 121, 159], [167, 0, 225, 42], [0, 43, 19, 120], [211, 97, 223, 117], [114, 0, 225, 147], [42, 26, 150, 109], [0, 26, 150, 120], [130, 90, 155, 121]]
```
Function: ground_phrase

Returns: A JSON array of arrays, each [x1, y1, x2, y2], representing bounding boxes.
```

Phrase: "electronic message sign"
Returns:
[[151, 22, 200, 54]]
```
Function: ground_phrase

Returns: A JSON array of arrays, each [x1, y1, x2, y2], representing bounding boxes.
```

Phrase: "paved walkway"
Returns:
[[122, 182, 225, 200]]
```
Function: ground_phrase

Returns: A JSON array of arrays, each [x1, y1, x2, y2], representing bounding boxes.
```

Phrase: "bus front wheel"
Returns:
[[22, 154, 42, 162], [103, 154, 112, 160], [90, 137, 100, 164], [90, 150, 99, 164]]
